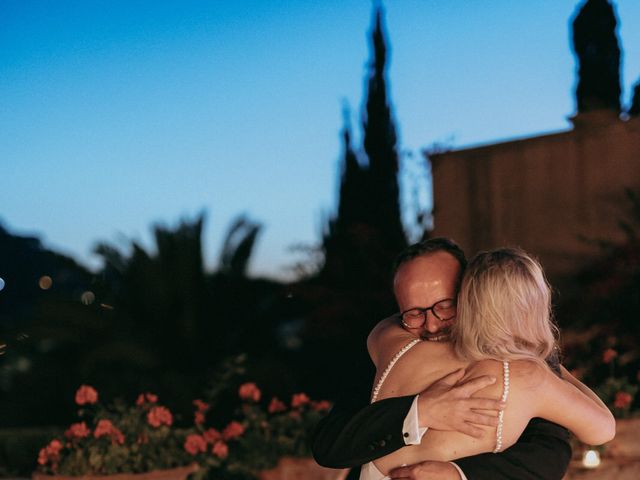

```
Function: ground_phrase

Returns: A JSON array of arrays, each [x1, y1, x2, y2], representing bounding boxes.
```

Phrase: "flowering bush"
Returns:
[[36, 385, 241, 476], [594, 348, 639, 418], [228, 382, 332, 474]]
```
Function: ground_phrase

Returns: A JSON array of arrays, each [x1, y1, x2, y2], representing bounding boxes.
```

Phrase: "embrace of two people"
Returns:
[[311, 238, 615, 480]]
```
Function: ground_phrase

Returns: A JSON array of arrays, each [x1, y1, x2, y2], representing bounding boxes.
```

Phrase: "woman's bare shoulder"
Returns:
[[367, 315, 415, 367]]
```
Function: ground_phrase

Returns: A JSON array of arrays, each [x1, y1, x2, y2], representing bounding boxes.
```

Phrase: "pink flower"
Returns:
[[212, 441, 229, 459], [184, 434, 207, 455], [193, 399, 210, 412], [222, 421, 245, 440], [239, 382, 261, 402], [65, 422, 90, 439], [194, 411, 206, 425], [38, 439, 64, 466], [75, 385, 98, 405], [312, 400, 332, 411], [603, 348, 618, 364], [291, 393, 310, 408], [112, 428, 125, 445], [94, 419, 116, 439], [268, 397, 287, 414], [614, 391, 633, 409], [94, 419, 125, 445], [136, 393, 158, 406], [203, 428, 222, 444], [37, 448, 48, 466], [147, 406, 173, 428]]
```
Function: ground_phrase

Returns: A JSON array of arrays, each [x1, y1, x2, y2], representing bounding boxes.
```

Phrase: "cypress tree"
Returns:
[[572, 0, 621, 113], [361, 6, 406, 253], [321, 6, 406, 286], [629, 80, 640, 117]]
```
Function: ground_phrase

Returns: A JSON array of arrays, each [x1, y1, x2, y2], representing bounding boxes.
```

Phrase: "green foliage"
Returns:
[[229, 386, 331, 476]]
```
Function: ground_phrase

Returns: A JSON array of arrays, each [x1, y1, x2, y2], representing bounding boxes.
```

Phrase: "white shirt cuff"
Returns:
[[449, 462, 468, 480], [402, 395, 428, 445]]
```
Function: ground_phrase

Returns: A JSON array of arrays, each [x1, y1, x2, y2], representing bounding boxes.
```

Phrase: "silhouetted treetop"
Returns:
[[572, 0, 621, 113], [629, 80, 640, 117]]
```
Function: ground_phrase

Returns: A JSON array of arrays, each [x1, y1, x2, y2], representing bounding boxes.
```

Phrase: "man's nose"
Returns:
[[424, 313, 442, 333]]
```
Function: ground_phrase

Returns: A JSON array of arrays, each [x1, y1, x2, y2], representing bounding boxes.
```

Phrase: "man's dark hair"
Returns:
[[392, 237, 468, 290]]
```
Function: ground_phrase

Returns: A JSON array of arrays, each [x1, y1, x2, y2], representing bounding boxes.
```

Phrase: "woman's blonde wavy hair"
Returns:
[[452, 247, 559, 366]]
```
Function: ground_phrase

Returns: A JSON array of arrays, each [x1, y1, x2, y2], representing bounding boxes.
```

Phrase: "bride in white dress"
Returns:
[[360, 248, 615, 480]]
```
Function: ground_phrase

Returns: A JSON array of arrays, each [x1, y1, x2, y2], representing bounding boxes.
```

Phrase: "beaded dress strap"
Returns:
[[371, 338, 422, 403], [493, 361, 510, 453]]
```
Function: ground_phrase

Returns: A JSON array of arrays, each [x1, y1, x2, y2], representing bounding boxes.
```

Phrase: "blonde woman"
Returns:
[[361, 248, 615, 480]]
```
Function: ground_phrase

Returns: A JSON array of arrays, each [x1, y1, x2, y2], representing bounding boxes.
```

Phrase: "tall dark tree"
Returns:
[[321, 7, 406, 287], [309, 7, 406, 400], [322, 106, 371, 284], [362, 7, 406, 253], [572, 0, 621, 113], [629, 80, 640, 117]]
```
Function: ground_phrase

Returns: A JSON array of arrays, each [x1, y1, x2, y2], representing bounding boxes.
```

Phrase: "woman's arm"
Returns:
[[535, 364, 615, 445]]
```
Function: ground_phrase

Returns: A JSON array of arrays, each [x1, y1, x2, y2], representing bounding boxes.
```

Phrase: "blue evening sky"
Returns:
[[2, 0, 640, 279]]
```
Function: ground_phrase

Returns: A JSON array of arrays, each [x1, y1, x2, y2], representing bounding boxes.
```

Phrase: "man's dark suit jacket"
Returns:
[[311, 389, 572, 480]]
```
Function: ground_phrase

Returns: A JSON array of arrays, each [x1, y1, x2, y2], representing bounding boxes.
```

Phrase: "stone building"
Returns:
[[427, 0, 640, 278], [429, 113, 640, 278]]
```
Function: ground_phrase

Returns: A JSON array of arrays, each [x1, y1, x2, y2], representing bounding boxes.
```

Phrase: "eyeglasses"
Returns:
[[400, 299, 457, 329]]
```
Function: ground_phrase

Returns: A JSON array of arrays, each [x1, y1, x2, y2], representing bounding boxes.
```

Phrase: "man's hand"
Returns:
[[418, 368, 504, 437], [389, 461, 460, 479]]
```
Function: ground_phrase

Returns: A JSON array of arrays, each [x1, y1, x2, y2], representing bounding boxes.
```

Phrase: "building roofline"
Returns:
[[426, 125, 574, 161]]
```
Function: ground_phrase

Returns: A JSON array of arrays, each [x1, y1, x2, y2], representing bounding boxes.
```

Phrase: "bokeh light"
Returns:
[[81, 291, 96, 305], [38, 275, 53, 290], [582, 449, 601, 468]]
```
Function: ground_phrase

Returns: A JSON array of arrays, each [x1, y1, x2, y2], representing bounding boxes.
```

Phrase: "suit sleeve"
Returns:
[[454, 418, 572, 480], [310, 393, 416, 468]]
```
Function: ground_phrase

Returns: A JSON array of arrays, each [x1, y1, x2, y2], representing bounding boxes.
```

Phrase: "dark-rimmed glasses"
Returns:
[[400, 298, 457, 329]]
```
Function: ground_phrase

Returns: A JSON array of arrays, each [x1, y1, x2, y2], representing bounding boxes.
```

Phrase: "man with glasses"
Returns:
[[311, 238, 571, 480]]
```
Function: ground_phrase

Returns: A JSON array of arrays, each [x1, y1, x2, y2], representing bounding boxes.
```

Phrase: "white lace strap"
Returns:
[[493, 360, 510, 453], [371, 338, 422, 403]]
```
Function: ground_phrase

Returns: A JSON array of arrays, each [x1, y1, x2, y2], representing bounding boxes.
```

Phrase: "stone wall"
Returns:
[[429, 114, 640, 278]]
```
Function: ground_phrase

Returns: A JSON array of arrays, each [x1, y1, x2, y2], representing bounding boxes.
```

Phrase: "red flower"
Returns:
[[203, 428, 222, 444], [184, 434, 207, 455], [65, 421, 90, 439], [37, 448, 48, 466], [193, 399, 210, 412], [268, 397, 287, 413], [37, 439, 64, 466], [94, 419, 124, 445], [222, 421, 245, 440], [312, 400, 332, 411], [112, 428, 125, 445], [291, 393, 310, 408], [75, 385, 98, 405], [212, 441, 229, 459], [94, 419, 116, 439], [614, 391, 633, 409], [136, 393, 158, 406], [147, 406, 173, 428], [239, 382, 261, 402], [603, 348, 618, 364], [194, 411, 206, 425]]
